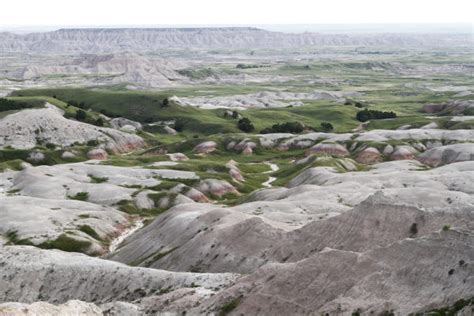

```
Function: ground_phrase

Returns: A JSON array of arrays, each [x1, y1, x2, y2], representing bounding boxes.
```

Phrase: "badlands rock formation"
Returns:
[[5, 53, 186, 87], [173, 90, 361, 109], [193, 141, 218, 154], [0, 162, 199, 254], [195, 229, 473, 315], [0, 104, 144, 153], [0, 28, 468, 53], [418, 143, 474, 167], [0, 245, 237, 305], [103, 159, 474, 314]]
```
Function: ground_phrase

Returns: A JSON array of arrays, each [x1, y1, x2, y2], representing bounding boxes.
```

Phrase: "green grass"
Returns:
[[5, 230, 34, 246], [88, 174, 108, 183], [78, 225, 102, 241], [10, 88, 362, 135], [411, 297, 473, 316], [39, 234, 92, 253], [11, 84, 459, 137], [219, 297, 242, 316], [68, 192, 89, 201]]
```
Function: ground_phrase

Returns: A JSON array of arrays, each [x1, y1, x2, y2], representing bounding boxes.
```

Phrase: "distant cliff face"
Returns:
[[0, 27, 469, 53]]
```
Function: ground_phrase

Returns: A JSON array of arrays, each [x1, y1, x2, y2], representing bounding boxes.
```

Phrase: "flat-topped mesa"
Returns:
[[0, 28, 468, 53]]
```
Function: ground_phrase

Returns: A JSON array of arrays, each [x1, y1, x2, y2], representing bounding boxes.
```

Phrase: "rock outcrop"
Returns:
[[355, 147, 381, 164], [305, 143, 349, 157], [418, 143, 474, 167], [86, 148, 108, 160], [0, 105, 144, 153], [193, 141, 217, 154]]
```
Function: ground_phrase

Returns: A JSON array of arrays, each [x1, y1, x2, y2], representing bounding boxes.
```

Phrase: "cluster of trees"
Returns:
[[0, 98, 33, 112], [237, 118, 255, 132], [260, 121, 305, 134], [356, 109, 397, 122]]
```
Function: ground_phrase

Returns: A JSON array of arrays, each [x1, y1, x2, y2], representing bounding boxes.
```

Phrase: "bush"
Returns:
[[45, 143, 56, 150], [260, 121, 304, 134], [320, 122, 334, 132], [174, 119, 185, 132], [94, 118, 104, 126], [356, 109, 397, 122], [237, 118, 255, 132], [75, 109, 87, 121]]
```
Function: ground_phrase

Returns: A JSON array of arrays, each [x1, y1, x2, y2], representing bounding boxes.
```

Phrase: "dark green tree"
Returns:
[[237, 118, 254, 132]]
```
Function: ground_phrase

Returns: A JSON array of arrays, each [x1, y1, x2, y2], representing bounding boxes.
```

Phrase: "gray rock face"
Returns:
[[196, 229, 474, 315], [418, 143, 474, 167], [0, 300, 103, 315], [0, 246, 238, 304], [0, 105, 144, 153]]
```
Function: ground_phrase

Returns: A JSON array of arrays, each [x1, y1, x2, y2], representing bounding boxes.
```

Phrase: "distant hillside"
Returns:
[[0, 27, 470, 53]]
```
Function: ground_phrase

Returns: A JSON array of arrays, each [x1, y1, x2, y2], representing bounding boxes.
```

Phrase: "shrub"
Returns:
[[320, 122, 334, 132], [75, 109, 87, 121], [237, 118, 255, 132], [442, 224, 451, 231], [94, 118, 104, 126], [45, 143, 56, 150], [174, 119, 185, 132]]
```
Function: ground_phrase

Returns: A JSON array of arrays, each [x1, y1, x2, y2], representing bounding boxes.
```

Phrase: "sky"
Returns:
[[0, 0, 472, 28]]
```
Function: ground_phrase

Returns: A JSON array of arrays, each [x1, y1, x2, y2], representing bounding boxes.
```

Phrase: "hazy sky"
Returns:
[[1, 0, 472, 27]]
